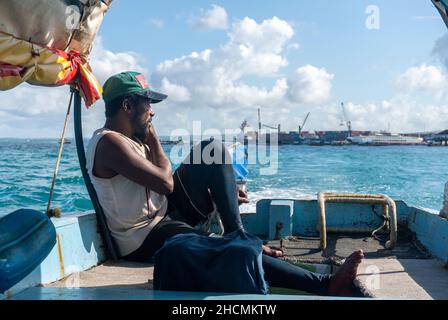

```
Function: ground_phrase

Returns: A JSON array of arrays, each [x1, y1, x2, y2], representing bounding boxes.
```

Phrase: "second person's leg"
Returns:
[[262, 255, 331, 295], [167, 138, 244, 233]]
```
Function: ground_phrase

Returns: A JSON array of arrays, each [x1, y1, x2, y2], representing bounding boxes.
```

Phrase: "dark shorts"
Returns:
[[123, 213, 209, 263]]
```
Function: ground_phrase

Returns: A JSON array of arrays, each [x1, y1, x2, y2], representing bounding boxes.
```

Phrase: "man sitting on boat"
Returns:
[[86, 71, 364, 296]]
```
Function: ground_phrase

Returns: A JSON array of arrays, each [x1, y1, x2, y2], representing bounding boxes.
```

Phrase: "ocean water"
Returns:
[[0, 138, 447, 217]]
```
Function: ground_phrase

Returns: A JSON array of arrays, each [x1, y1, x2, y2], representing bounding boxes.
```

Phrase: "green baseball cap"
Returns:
[[102, 71, 168, 103]]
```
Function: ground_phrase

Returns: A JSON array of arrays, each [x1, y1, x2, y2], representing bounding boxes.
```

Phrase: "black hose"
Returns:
[[73, 89, 119, 261]]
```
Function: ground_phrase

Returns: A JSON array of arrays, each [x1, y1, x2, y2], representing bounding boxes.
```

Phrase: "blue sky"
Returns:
[[1, 0, 448, 137], [100, 0, 446, 102]]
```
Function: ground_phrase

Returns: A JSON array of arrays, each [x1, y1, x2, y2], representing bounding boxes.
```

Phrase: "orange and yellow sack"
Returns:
[[0, 32, 102, 107]]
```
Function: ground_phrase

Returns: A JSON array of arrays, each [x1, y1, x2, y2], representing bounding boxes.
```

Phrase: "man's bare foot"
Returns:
[[262, 245, 284, 258], [328, 250, 364, 296]]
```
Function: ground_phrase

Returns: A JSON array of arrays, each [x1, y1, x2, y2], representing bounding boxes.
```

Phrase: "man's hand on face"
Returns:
[[144, 122, 159, 145], [237, 188, 249, 206]]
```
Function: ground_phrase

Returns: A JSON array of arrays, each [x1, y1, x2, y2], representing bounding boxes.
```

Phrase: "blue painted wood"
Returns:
[[408, 208, 448, 263], [252, 199, 412, 238], [9, 287, 369, 300], [295, 201, 386, 236], [268, 200, 294, 240]]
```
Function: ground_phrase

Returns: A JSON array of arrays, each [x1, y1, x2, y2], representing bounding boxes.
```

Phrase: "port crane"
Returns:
[[298, 112, 310, 137], [340, 102, 352, 138], [258, 108, 280, 133]]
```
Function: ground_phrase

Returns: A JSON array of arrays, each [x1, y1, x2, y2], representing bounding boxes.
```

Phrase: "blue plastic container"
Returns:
[[0, 209, 56, 293], [229, 143, 248, 182]]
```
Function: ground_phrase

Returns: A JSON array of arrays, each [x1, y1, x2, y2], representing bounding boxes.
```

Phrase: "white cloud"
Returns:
[[160, 78, 192, 103], [229, 16, 294, 54], [287, 65, 334, 105], [191, 5, 228, 31], [276, 31, 448, 134], [330, 62, 448, 134], [0, 84, 75, 138], [287, 43, 300, 51], [147, 18, 164, 29], [147, 16, 338, 135], [149, 25, 448, 136], [337, 97, 448, 133], [396, 64, 447, 98], [90, 37, 147, 85]]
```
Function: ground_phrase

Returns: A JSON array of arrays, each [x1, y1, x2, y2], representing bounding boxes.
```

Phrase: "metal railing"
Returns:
[[317, 192, 397, 251]]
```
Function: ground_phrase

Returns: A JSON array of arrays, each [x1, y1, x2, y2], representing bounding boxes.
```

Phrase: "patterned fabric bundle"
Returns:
[[0, 0, 113, 106]]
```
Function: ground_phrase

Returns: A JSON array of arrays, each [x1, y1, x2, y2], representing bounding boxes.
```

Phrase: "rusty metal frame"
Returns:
[[317, 192, 397, 251]]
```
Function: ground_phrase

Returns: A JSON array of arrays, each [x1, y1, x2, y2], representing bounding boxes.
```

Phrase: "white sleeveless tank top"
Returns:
[[86, 128, 168, 257]]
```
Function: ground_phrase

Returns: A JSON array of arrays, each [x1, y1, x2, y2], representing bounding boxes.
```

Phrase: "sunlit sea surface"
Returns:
[[1, 138, 447, 217]]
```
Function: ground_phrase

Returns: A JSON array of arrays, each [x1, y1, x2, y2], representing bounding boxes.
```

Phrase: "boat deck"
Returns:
[[28, 258, 448, 300], [274, 231, 448, 299], [28, 231, 448, 300]]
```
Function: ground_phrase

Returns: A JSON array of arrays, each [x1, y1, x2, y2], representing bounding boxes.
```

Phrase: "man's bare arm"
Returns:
[[96, 133, 174, 195], [144, 124, 172, 176]]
